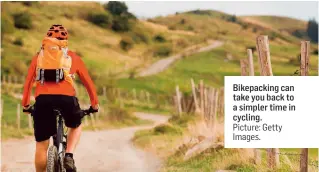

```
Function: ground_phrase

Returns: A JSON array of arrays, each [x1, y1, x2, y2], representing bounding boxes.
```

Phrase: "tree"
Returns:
[[87, 12, 112, 28], [307, 19, 318, 43], [105, 1, 128, 16]]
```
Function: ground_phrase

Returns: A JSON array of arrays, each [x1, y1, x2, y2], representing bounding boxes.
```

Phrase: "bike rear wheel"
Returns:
[[47, 145, 58, 172]]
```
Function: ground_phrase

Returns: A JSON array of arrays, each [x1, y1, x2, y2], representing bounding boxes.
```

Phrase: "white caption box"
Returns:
[[224, 76, 319, 148]]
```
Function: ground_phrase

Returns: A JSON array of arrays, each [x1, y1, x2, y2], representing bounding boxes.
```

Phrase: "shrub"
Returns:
[[13, 12, 32, 29], [153, 34, 166, 42], [87, 12, 112, 28], [105, 1, 128, 16], [63, 13, 74, 19], [180, 18, 186, 24], [226, 15, 237, 23], [153, 44, 172, 57], [153, 124, 182, 135], [168, 115, 195, 128], [241, 23, 248, 30], [252, 27, 258, 33], [187, 25, 194, 31], [292, 29, 308, 39], [13, 37, 23, 46], [107, 104, 134, 122], [111, 16, 131, 32], [129, 69, 137, 79], [176, 38, 189, 48], [246, 46, 256, 53], [22, 1, 38, 6], [120, 36, 134, 51], [168, 25, 176, 30], [219, 30, 228, 35], [313, 49, 318, 55], [123, 12, 137, 20], [131, 32, 149, 43]]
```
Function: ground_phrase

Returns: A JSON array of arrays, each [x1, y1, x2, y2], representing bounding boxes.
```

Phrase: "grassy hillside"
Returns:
[[117, 10, 318, 95], [1, 2, 199, 87], [241, 15, 306, 31]]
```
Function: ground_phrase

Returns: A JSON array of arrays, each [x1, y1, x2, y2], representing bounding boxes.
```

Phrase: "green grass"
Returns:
[[1, 93, 34, 140], [117, 43, 317, 96]]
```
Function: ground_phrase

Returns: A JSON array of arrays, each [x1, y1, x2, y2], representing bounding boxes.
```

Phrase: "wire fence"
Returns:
[[290, 68, 318, 76], [258, 149, 319, 168]]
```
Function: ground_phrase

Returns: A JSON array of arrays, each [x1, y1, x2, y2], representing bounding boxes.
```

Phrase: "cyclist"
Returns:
[[22, 24, 99, 172]]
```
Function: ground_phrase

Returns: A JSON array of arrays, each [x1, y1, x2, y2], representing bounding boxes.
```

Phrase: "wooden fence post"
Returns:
[[240, 59, 248, 76], [254, 149, 261, 165], [191, 79, 200, 113], [139, 90, 144, 102], [208, 88, 215, 127], [2, 74, 6, 84], [132, 89, 137, 101], [199, 80, 204, 116], [103, 86, 106, 98], [212, 88, 218, 134], [203, 87, 208, 116], [146, 91, 150, 103], [256, 35, 273, 76], [8, 75, 12, 85], [246, 49, 261, 163], [28, 115, 32, 129], [176, 85, 182, 116], [300, 41, 310, 76], [300, 148, 308, 172], [17, 104, 21, 131], [247, 49, 255, 76], [256, 35, 279, 169], [300, 41, 310, 172], [1, 100, 3, 130], [84, 116, 89, 126]]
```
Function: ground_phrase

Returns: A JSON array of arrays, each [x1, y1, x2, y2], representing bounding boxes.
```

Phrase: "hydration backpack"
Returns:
[[35, 37, 73, 85]]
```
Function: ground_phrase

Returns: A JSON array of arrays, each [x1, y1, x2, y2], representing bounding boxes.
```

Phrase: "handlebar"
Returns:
[[23, 105, 98, 118], [23, 106, 34, 114], [80, 106, 98, 118]]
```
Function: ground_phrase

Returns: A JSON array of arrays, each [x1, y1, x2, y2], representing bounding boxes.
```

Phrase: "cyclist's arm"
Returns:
[[74, 54, 99, 107], [22, 55, 37, 107]]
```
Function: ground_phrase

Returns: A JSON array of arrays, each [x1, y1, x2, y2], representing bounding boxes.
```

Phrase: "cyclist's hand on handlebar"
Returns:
[[23, 105, 33, 114], [90, 104, 99, 113]]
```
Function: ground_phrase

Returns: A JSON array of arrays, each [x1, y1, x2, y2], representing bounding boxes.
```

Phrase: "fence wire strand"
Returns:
[[258, 149, 319, 168]]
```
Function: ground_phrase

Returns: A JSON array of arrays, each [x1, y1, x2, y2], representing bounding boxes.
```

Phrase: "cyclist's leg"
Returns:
[[66, 125, 82, 153], [59, 96, 82, 170], [35, 139, 50, 172], [33, 95, 57, 172], [60, 96, 82, 153]]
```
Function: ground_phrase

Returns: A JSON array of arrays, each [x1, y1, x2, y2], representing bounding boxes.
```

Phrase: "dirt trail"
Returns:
[[1, 112, 169, 172], [138, 40, 224, 77]]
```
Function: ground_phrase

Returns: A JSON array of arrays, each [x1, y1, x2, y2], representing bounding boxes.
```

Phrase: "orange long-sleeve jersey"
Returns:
[[22, 50, 99, 107]]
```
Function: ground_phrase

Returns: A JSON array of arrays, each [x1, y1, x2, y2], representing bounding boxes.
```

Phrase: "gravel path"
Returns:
[[138, 41, 224, 77], [1, 112, 169, 172]]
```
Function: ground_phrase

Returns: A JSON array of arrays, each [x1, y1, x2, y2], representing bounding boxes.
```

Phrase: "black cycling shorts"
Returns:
[[32, 95, 82, 142]]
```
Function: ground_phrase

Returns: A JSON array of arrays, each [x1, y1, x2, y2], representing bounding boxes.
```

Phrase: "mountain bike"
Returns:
[[24, 106, 96, 172]]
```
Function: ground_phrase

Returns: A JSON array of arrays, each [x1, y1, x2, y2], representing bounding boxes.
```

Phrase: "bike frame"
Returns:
[[53, 109, 67, 171]]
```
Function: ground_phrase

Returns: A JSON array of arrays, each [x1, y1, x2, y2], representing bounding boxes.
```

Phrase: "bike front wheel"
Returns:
[[47, 145, 59, 172]]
